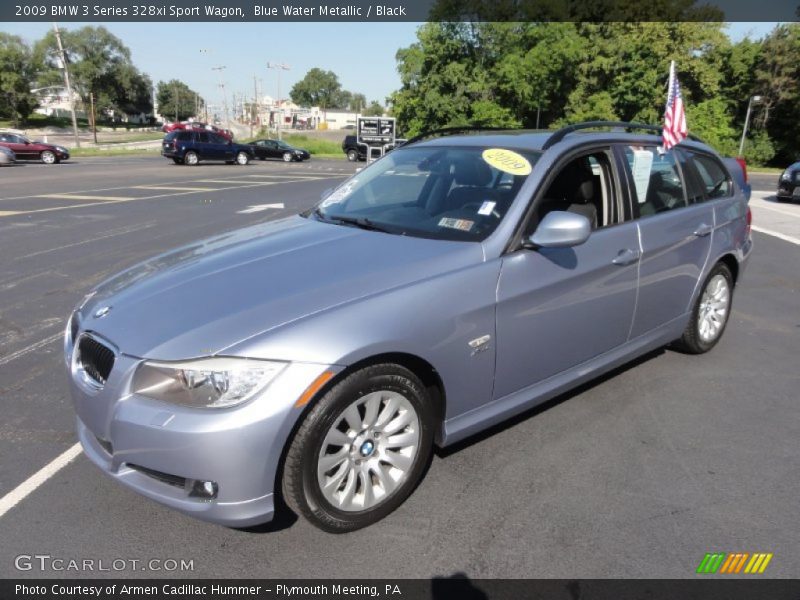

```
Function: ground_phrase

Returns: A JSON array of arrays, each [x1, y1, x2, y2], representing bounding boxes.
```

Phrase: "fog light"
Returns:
[[189, 479, 218, 500]]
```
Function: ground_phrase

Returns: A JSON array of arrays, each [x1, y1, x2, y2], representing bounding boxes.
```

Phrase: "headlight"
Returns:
[[132, 357, 287, 408], [781, 170, 791, 181], [56, 146, 68, 153]]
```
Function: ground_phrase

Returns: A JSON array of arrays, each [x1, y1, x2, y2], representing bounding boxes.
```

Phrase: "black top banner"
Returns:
[[3, 0, 799, 22]]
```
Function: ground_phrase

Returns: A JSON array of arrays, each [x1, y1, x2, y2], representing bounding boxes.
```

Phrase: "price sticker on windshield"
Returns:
[[482, 148, 532, 176]]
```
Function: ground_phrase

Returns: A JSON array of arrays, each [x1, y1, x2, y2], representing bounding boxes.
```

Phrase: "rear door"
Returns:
[[619, 144, 714, 338]]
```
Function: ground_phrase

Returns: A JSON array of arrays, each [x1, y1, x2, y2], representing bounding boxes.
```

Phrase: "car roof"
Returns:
[[408, 129, 718, 156]]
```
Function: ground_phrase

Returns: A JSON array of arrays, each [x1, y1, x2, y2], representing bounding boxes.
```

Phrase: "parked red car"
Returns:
[[0, 132, 70, 164], [160, 121, 233, 141]]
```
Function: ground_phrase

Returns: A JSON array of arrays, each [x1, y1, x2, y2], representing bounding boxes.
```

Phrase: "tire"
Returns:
[[40, 150, 57, 164], [674, 262, 734, 354], [235, 151, 250, 166], [346, 149, 358, 162], [282, 364, 435, 533], [283, 152, 293, 162], [184, 151, 199, 166]]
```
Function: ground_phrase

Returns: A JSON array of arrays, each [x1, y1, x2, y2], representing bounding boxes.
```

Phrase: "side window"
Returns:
[[209, 134, 226, 144], [177, 131, 191, 142], [197, 132, 210, 144], [532, 149, 621, 232], [688, 152, 732, 199], [623, 146, 687, 217]]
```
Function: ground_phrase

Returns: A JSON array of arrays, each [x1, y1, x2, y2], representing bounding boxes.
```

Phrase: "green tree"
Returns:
[[156, 79, 202, 122], [34, 26, 152, 120], [289, 68, 342, 109], [753, 24, 800, 162], [363, 101, 384, 116], [0, 33, 38, 126]]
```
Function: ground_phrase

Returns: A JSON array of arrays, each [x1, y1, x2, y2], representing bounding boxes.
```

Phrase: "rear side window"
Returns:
[[197, 132, 210, 143], [622, 146, 687, 217], [176, 131, 192, 142], [687, 152, 732, 199]]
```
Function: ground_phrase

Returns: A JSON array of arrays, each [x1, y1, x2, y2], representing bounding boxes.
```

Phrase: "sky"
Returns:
[[1, 21, 780, 111]]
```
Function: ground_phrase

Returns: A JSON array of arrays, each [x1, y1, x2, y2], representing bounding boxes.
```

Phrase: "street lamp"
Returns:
[[267, 62, 290, 140], [738, 95, 763, 157]]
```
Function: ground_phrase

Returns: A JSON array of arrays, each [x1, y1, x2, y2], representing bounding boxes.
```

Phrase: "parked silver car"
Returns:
[[66, 122, 752, 532]]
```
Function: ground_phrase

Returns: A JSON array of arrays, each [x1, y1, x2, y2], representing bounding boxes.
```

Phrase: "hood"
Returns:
[[79, 216, 483, 360]]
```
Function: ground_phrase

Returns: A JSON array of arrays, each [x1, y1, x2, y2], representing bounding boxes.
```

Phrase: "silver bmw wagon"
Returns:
[[66, 122, 752, 532]]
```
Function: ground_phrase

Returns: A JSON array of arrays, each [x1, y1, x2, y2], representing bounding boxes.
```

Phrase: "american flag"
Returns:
[[663, 61, 687, 150]]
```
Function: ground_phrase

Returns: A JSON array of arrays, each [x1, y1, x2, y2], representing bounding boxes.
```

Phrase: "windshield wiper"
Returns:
[[315, 209, 392, 233]]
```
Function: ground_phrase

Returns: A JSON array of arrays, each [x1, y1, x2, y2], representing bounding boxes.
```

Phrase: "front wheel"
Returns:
[[282, 364, 434, 533], [346, 149, 359, 162], [41, 150, 57, 164], [282, 152, 293, 162], [674, 262, 733, 354], [235, 151, 250, 165]]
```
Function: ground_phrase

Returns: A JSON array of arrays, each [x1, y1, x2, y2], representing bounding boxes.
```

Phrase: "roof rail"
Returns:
[[542, 121, 704, 150], [404, 126, 528, 146]]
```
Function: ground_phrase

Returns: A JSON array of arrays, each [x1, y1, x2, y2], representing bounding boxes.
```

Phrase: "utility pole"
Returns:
[[211, 65, 229, 129], [174, 81, 179, 122], [52, 23, 80, 148], [89, 92, 97, 144], [252, 74, 259, 138], [267, 62, 290, 141]]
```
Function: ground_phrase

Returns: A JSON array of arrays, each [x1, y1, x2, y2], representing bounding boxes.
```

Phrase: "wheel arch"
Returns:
[[273, 351, 447, 508], [718, 253, 739, 286]]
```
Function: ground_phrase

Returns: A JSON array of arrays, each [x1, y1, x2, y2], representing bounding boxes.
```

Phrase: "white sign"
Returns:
[[631, 149, 654, 204]]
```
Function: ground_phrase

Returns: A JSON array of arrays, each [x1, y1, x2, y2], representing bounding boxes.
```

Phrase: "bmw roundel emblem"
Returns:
[[94, 306, 112, 318]]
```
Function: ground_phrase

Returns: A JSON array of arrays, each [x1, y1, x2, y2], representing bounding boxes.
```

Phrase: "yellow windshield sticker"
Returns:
[[482, 148, 532, 176]]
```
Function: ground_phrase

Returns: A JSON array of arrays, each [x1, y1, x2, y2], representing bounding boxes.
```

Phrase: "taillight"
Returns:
[[746, 206, 752, 237], [735, 157, 748, 184]]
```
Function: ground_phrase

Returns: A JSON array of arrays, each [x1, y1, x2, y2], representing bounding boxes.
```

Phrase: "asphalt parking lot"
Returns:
[[0, 157, 797, 579]]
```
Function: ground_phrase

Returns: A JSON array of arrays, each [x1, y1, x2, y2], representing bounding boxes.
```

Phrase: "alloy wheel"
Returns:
[[316, 391, 420, 512], [697, 273, 730, 343]]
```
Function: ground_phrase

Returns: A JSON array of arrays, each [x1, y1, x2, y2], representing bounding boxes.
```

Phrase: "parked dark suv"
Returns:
[[162, 130, 253, 166], [777, 161, 800, 201]]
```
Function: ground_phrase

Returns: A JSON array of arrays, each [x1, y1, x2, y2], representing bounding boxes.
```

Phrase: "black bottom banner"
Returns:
[[2, 579, 800, 600]]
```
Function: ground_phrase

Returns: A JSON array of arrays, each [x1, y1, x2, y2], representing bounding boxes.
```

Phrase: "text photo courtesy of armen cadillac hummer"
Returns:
[[0, 0, 799, 597]]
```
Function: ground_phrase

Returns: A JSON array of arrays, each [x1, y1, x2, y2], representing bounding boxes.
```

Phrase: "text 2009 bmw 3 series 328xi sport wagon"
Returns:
[[66, 122, 752, 532]]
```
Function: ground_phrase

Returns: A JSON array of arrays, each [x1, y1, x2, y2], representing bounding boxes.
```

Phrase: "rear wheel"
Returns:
[[40, 150, 57, 164], [282, 364, 434, 533], [347, 149, 358, 162], [184, 151, 199, 166], [674, 262, 733, 354], [235, 151, 249, 165]]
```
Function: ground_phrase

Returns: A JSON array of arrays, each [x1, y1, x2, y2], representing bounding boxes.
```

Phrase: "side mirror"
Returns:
[[527, 211, 591, 249]]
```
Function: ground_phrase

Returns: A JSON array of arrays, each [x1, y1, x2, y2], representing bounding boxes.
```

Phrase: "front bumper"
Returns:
[[66, 323, 334, 527]]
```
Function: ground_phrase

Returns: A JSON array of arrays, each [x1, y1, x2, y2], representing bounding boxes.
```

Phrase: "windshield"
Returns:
[[276, 140, 292, 149], [309, 145, 539, 241]]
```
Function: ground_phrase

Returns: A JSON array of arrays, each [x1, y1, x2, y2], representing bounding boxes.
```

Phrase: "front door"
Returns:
[[494, 148, 640, 399]]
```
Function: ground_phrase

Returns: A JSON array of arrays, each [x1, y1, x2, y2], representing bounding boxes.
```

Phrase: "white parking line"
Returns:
[[752, 225, 800, 246], [0, 332, 62, 366], [0, 443, 81, 519]]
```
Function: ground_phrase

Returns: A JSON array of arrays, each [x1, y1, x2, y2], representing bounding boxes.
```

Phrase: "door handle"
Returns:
[[612, 248, 641, 266], [693, 223, 713, 237]]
